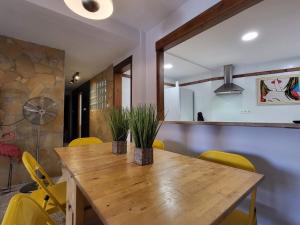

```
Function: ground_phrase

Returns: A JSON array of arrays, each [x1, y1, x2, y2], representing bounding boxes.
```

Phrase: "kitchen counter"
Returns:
[[163, 121, 300, 129]]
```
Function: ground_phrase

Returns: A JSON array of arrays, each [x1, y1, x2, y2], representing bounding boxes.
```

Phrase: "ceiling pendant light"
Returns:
[[82, 0, 100, 12], [64, 0, 113, 20]]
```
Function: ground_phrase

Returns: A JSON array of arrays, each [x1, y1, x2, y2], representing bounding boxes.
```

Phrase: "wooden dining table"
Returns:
[[55, 142, 263, 225]]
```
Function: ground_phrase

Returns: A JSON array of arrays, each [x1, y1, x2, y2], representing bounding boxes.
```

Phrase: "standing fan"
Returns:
[[20, 96, 57, 193], [23, 96, 57, 161]]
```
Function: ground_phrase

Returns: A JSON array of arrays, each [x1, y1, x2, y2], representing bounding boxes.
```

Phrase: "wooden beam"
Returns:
[[179, 67, 300, 87], [233, 67, 300, 78], [164, 82, 176, 87], [156, 0, 263, 51], [180, 77, 223, 87]]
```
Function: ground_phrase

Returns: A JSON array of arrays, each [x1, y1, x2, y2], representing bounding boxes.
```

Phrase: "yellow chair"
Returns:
[[22, 151, 66, 214], [199, 150, 257, 225], [1, 194, 57, 225], [153, 139, 165, 150], [68, 137, 103, 147]]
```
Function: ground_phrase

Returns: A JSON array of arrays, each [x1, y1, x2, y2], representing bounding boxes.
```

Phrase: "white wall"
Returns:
[[114, 1, 300, 225], [122, 77, 131, 108], [113, 31, 147, 106]]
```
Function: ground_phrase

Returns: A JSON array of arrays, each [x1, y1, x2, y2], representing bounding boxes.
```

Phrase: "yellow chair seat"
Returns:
[[30, 182, 66, 214], [1, 194, 57, 225], [220, 210, 255, 225], [199, 150, 257, 225], [68, 137, 103, 147], [153, 139, 165, 150]]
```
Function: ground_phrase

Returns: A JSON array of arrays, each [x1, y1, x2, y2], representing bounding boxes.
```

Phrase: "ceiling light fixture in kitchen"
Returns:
[[64, 0, 113, 20], [164, 64, 173, 69], [242, 31, 259, 42]]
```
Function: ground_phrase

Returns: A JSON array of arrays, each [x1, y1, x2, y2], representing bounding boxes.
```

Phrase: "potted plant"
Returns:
[[129, 105, 162, 166], [107, 107, 129, 154]]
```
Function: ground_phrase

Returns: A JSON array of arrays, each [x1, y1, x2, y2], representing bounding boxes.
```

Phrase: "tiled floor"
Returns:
[[0, 183, 65, 225]]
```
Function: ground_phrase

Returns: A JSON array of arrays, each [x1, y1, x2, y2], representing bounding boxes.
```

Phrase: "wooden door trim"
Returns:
[[113, 56, 133, 108]]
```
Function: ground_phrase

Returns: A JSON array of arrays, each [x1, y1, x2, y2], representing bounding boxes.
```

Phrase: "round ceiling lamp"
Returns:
[[64, 0, 113, 20]]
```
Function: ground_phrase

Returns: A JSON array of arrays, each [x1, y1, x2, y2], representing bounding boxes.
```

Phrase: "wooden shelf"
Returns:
[[162, 121, 300, 129]]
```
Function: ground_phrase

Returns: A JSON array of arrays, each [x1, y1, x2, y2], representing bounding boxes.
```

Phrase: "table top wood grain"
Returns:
[[55, 143, 263, 225]]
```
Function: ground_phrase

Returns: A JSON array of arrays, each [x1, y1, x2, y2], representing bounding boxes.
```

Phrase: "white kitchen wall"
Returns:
[[165, 87, 180, 120], [183, 58, 300, 123], [114, 1, 300, 225], [164, 86, 194, 121]]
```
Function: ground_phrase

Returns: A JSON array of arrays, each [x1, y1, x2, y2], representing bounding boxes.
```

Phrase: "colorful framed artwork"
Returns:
[[257, 75, 300, 105]]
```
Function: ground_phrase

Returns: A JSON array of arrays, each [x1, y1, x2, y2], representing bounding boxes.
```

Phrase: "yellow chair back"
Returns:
[[199, 150, 257, 225], [153, 139, 165, 150], [1, 194, 56, 225], [68, 137, 103, 147], [199, 150, 256, 172], [22, 151, 65, 213]]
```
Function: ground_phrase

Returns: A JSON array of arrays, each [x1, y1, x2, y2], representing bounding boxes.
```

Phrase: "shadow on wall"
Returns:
[[232, 152, 299, 225], [157, 124, 300, 225]]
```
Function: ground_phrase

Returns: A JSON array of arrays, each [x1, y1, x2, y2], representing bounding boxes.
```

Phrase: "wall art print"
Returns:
[[257, 74, 300, 105]]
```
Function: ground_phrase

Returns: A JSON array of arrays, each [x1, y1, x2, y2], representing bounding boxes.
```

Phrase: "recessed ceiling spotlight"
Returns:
[[164, 64, 173, 69], [64, 0, 113, 20], [242, 31, 259, 42], [69, 72, 80, 85], [74, 72, 80, 81]]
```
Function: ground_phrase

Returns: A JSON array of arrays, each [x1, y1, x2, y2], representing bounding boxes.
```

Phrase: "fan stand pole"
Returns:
[[35, 125, 41, 163], [20, 126, 40, 193]]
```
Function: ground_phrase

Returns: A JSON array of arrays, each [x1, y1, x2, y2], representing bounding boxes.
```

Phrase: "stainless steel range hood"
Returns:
[[214, 64, 244, 95]]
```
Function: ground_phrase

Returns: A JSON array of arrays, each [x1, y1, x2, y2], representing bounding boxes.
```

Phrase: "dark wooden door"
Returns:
[[71, 81, 90, 140]]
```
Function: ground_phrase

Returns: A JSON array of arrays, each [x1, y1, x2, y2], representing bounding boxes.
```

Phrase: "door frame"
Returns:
[[155, 0, 263, 119], [113, 56, 133, 108]]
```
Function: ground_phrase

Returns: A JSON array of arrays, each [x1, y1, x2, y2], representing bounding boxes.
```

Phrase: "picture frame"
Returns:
[[257, 74, 300, 105]]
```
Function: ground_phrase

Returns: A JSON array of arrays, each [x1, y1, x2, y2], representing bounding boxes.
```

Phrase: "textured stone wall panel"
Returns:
[[0, 35, 65, 186]]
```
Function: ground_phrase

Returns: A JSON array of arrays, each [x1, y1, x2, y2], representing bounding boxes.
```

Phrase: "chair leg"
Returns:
[[1, 157, 13, 194], [8, 158, 13, 191]]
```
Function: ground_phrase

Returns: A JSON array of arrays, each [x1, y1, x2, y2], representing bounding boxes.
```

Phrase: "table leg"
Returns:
[[65, 169, 85, 225]]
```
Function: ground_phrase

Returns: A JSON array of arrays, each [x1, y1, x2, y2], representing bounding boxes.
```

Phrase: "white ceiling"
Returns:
[[165, 0, 300, 80], [165, 53, 209, 80], [0, 0, 186, 88], [111, 0, 187, 31]]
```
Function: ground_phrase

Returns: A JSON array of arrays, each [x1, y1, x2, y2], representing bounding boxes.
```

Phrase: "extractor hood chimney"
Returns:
[[214, 64, 244, 95]]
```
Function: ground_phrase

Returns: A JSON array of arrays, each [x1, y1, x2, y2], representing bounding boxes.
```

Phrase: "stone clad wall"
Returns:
[[0, 35, 65, 186]]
